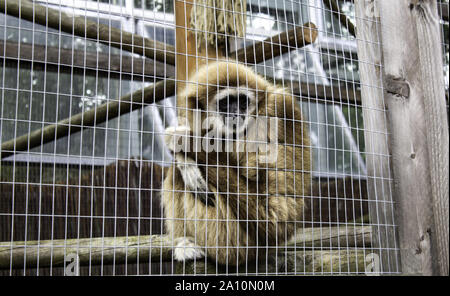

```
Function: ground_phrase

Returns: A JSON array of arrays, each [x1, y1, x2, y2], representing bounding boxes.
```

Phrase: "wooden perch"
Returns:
[[0, 0, 338, 160], [178, 226, 372, 274], [0, 0, 175, 65], [178, 250, 368, 274], [287, 225, 372, 249], [0, 234, 173, 269], [1, 79, 176, 159], [0, 40, 175, 79], [288, 80, 361, 105], [231, 22, 318, 65], [0, 226, 372, 273], [0, 77, 361, 159], [323, 0, 356, 37]]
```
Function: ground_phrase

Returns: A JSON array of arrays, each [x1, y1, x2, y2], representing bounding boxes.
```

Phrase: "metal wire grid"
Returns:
[[0, 0, 402, 275]]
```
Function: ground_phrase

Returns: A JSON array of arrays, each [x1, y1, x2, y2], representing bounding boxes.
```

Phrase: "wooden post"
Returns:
[[354, 1, 398, 274], [377, 0, 449, 275], [174, 0, 225, 123], [175, 0, 194, 122]]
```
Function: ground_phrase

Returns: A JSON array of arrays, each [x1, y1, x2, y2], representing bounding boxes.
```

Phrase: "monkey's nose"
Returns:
[[218, 94, 248, 116]]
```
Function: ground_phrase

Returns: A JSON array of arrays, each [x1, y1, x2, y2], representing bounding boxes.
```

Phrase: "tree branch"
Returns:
[[1, 78, 176, 159]]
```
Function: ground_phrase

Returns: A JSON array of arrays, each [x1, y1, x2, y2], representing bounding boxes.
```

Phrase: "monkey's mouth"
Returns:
[[209, 115, 248, 141]]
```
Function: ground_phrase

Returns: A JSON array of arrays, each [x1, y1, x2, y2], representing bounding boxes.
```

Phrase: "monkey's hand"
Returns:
[[173, 237, 205, 261], [175, 153, 216, 207], [164, 125, 192, 152]]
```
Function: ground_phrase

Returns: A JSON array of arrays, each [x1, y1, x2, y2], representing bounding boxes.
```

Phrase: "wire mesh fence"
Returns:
[[0, 0, 446, 276]]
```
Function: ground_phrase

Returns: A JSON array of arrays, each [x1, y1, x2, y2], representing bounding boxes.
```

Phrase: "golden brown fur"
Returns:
[[162, 61, 311, 266]]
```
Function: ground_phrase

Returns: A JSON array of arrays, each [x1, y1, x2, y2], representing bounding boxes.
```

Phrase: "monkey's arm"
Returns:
[[234, 88, 309, 185], [174, 153, 217, 206], [165, 126, 217, 206]]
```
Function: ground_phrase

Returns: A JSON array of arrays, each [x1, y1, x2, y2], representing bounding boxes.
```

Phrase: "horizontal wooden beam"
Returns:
[[0, 78, 176, 159], [0, 234, 173, 270], [178, 250, 368, 274], [0, 226, 371, 273], [0, 0, 176, 65], [0, 73, 360, 160], [231, 22, 318, 65], [282, 80, 362, 105], [0, 76, 360, 159], [288, 226, 372, 249], [0, 0, 322, 68], [0, 40, 175, 79], [1, 39, 362, 106], [1, 39, 359, 105]]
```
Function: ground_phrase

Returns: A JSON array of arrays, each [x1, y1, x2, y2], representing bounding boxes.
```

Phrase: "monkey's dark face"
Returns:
[[217, 92, 249, 118], [182, 62, 272, 139], [205, 88, 257, 137]]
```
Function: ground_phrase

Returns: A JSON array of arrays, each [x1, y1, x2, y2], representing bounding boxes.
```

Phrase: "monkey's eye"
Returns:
[[218, 97, 229, 113], [197, 102, 205, 110], [218, 94, 249, 115], [238, 94, 249, 112]]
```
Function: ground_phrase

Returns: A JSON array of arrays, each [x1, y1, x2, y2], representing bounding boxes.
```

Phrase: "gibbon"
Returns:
[[162, 61, 311, 266]]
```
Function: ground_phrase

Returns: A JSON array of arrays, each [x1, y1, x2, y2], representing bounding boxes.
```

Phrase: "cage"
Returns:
[[0, 0, 448, 276]]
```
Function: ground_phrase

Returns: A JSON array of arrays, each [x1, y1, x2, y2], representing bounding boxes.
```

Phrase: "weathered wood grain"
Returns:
[[176, 250, 368, 275], [0, 40, 175, 79], [287, 225, 372, 249], [0, 235, 173, 270], [354, 0, 399, 274], [174, 0, 228, 121], [288, 80, 361, 105], [230, 22, 318, 65], [411, 0, 449, 276], [378, 0, 449, 275], [0, 226, 371, 272]]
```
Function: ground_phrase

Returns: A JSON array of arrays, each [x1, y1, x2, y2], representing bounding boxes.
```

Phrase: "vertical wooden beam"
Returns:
[[413, 1, 449, 276], [377, 0, 449, 275], [175, 0, 195, 122], [354, 1, 398, 274], [175, 0, 224, 123]]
